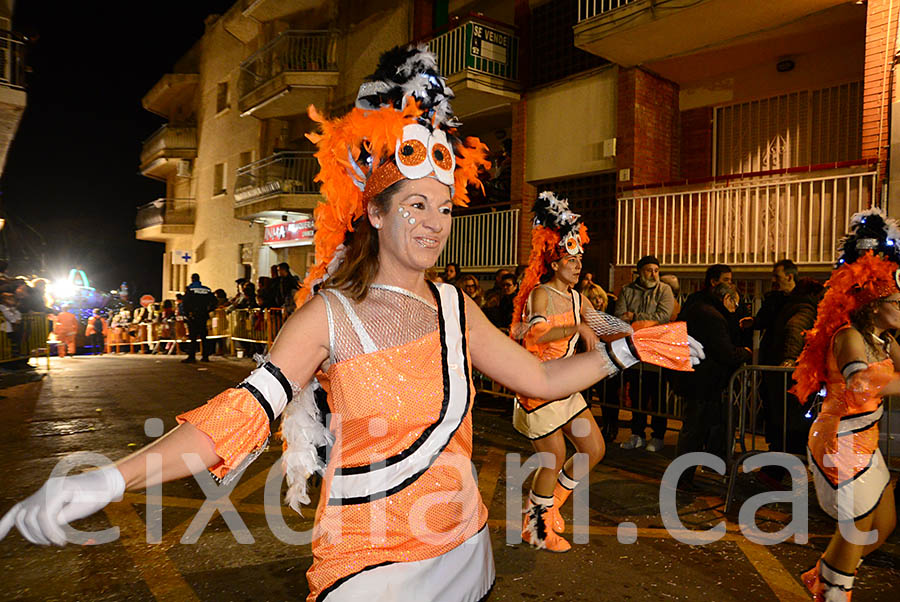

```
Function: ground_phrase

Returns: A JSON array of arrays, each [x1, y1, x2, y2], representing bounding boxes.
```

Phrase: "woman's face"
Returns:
[[875, 294, 900, 331], [462, 277, 478, 297], [372, 177, 453, 274], [446, 264, 458, 280], [552, 254, 582, 289]]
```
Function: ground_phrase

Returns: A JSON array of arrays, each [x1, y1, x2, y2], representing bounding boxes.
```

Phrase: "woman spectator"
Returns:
[[441, 261, 460, 285], [459, 274, 485, 307], [577, 272, 609, 312], [672, 282, 751, 489]]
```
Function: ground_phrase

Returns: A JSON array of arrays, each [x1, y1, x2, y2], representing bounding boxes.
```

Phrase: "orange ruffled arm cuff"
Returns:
[[631, 322, 693, 372], [845, 359, 896, 413], [177, 388, 271, 480]]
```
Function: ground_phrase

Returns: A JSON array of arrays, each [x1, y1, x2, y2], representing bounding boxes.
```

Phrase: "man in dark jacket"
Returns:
[[182, 274, 216, 363], [674, 282, 751, 487], [757, 278, 824, 487]]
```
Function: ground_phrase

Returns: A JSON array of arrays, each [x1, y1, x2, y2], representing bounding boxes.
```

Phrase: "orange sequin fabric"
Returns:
[[807, 332, 894, 488], [517, 291, 579, 411], [176, 388, 270, 480], [305, 286, 487, 601], [631, 322, 693, 372]]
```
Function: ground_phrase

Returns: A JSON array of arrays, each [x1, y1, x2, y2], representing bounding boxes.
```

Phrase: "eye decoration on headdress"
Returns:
[[296, 44, 490, 307], [510, 191, 590, 338]]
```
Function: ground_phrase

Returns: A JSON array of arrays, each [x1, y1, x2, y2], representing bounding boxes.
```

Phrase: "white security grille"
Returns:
[[715, 82, 862, 176]]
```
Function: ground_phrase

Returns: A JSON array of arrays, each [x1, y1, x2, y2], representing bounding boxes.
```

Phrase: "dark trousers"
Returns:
[[676, 393, 728, 482], [185, 318, 209, 359], [90, 332, 104, 354], [760, 371, 811, 455], [625, 366, 667, 440]]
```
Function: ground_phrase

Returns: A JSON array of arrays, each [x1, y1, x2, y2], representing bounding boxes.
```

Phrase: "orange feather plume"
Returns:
[[791, 252, 899, 400]]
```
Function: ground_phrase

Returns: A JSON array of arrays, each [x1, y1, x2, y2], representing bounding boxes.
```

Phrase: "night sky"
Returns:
[[0, 1, 235, 299]]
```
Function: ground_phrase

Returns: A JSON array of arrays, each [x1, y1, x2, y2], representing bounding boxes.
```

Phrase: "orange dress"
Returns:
[[178, 283, 493, 602], [807, 326, 893, 520], [513, 285, 588, 439], [53, 311, 79, 357]]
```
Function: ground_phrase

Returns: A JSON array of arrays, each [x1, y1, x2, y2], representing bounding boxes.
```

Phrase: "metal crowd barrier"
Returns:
[[0, 312, 52, 369], [723, 364, 899, 512]]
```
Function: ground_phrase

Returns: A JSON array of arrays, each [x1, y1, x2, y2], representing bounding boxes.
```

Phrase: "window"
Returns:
[[715, 81, 862, 176], [213, 163, 226, 196], [531, 0, 607, 87], [216, 81, 229, 113]]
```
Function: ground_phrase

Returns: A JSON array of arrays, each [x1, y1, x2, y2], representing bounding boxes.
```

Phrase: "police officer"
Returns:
[[182, 273, 216, 363]]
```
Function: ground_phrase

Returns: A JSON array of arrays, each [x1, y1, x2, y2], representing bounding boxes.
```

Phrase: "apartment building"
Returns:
[[134, 0, 521, 298], [0, 0, 27, 178], [136, 0, 888, 299], [573, 0, 895, 291]]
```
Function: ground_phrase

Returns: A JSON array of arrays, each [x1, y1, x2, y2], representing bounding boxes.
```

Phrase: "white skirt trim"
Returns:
[[321, 526, 494, 602]]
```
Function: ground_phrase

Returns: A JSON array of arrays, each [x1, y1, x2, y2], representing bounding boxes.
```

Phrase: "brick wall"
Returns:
[[511, 98, 537, 266], [680, 107, 713, 180], [862, 0, 899, 183], [617, 67, 680, 187]]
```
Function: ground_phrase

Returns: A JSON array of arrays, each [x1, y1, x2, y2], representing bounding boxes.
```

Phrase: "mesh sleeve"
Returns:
[[583, 304, 634, 338]]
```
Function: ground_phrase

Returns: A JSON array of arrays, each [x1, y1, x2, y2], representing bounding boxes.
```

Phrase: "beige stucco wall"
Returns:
[[171, 15, 264, 296], [525, 66, 617, 183]]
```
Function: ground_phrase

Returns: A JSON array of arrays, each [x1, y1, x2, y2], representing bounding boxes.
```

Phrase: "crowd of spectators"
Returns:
[[439, 254, 823, 492]]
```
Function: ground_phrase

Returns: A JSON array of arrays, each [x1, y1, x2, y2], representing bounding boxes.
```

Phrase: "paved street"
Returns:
[[0, 354, 897, 601]]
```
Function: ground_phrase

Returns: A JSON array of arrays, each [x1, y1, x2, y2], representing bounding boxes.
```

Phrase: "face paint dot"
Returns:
[[409, 218, 416, 225]]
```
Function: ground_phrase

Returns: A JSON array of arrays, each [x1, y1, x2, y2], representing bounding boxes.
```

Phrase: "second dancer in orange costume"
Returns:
[[511, 192, 699, 552]]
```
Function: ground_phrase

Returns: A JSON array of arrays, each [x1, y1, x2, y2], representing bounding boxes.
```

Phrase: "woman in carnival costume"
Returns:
[[791, 209, 898, 601], [511, 192, 701, 552], [0, 47, 702, 601]]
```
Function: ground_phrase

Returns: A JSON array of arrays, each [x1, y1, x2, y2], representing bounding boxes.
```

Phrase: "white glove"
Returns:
[[687, 335, 705, 366], [0, 465, 125, 546]]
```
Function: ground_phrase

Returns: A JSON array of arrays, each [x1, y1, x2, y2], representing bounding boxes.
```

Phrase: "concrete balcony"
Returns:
[[237, 30, 339, 119], [233, 152, 322, 220], [139, 124, 198, 181], [241, 0, 327, 23], [0, 29, 27, 177], [574, 0, 850, 68], [142, 73, 199, 118], [135, 198, 195, 242], [426, 16, 520, 119], [616, 161, 878, 269]]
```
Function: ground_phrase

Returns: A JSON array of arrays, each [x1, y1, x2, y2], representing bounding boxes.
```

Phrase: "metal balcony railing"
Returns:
[[135, 198, 196, 230], [427, 17, 518, 81], [234, 152, 319, 206], [437, 208, 519, 269], [617, 166, 878, 267], [140, 124, 197, 165], [238, 30, 339, 100], [0, 30, 27, 90], [578, 0, 638, 22]]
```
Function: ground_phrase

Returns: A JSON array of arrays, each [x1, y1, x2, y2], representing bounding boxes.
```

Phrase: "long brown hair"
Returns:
[[320, 179, 405, 302]]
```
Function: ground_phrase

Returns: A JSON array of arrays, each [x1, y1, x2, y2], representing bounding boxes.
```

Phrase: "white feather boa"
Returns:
[[280, 378, 334, 515]]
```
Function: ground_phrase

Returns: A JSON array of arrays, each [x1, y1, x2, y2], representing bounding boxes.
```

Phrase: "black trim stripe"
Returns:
[[515, 392, 583, 414], [836, 420, 879, 437], [625, 336, 640, 362], [327, 282, 472, 505], [605, 341, 626, 371], [840, 404, 883, 422], [334, 282, 450, 478], [262, 361, 293, 403], [821, 558, 855, 578], [807, 445, 877, 490], [237, 382, 274, 423], [523, 400, 590, 440], [316, 521, 489, 601]]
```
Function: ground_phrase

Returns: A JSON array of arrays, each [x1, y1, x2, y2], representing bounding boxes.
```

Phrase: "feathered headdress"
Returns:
[[791, 208, 900, 400], [510, 191, 589, 335], [296, 44, 490, 305]]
